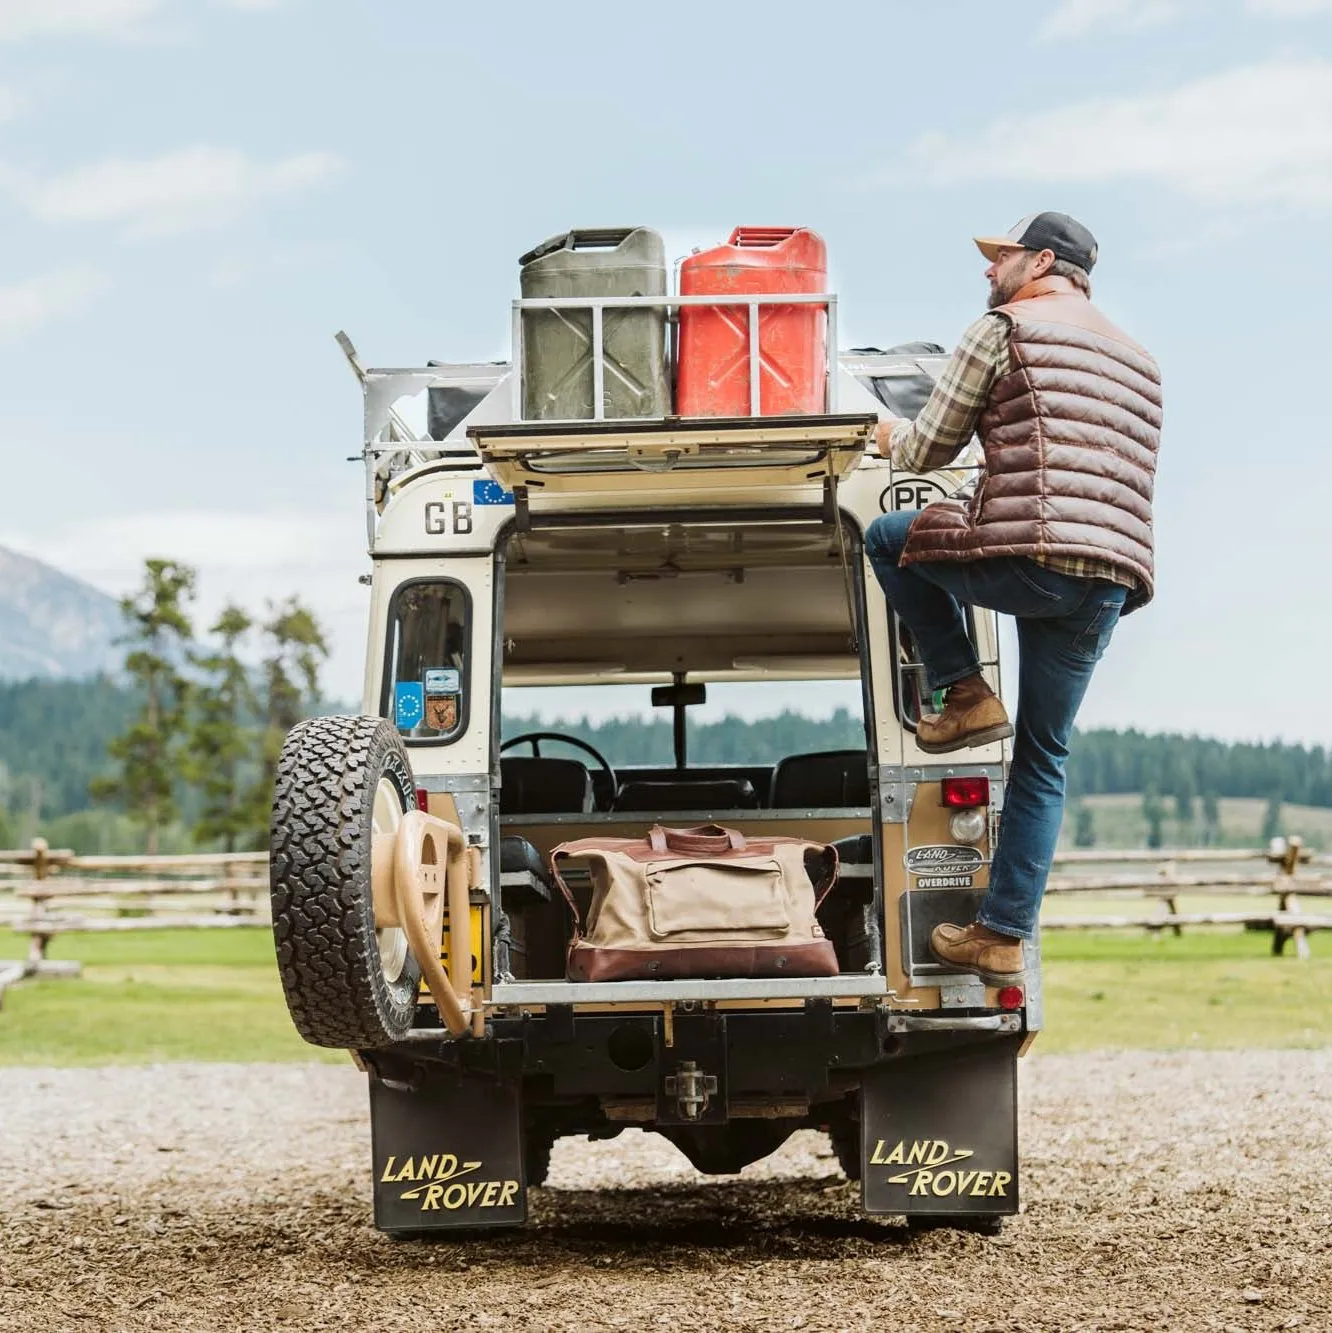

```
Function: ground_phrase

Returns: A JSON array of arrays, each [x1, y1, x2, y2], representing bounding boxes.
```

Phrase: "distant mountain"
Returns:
[[0, 546, 126, 680]]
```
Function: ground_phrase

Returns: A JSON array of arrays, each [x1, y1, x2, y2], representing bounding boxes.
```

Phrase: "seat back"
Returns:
[[770, 750, 870, 808], [500, 757, 594, 815], [611, 778, 758, 814]]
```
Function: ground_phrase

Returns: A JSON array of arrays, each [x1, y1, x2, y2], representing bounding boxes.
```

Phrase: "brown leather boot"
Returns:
[[930, 921, 1025, 985], [917, 673, 1013, 754]]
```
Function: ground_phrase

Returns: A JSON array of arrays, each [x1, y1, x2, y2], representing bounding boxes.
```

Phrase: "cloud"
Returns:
[[0, 270, 110, 337], [12, 146, 343, 237], [0, 0, 165, 41], [0, 0, 289, 40], [906, 59, 1332, 209], [0, 83, 30, 125], [1247, 0, 1332, 11], [1039, 0, 1188, 38]]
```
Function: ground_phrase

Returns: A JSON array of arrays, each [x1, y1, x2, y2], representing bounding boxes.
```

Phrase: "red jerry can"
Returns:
[[676, 227, 828, 417]]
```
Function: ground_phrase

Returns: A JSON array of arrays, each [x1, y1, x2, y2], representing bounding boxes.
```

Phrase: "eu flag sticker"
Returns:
[[394, 681, 424, 730], [473, 478, 514, 506]]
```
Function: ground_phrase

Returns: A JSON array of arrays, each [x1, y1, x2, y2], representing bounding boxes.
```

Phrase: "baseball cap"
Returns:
[[974, 212, 1098, 271]]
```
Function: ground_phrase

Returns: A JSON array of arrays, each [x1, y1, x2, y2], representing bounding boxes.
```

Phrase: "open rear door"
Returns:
[[468, 413, 876, 501]]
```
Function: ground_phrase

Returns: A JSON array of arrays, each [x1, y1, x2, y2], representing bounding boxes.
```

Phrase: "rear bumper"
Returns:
[[370, 1002, 1025, 1114]]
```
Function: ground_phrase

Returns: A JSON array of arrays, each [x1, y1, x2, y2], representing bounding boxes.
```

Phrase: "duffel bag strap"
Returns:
[[808, 843, 841, 908], [549, 848, 584, 936], [648, 823, 747, 856]]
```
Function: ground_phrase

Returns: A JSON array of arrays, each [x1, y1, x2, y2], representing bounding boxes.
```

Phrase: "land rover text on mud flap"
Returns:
[[269, 250, 1038, 1238]]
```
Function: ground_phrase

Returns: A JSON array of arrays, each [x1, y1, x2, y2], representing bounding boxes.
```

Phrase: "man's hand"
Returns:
[[874, 418, 902, 454]]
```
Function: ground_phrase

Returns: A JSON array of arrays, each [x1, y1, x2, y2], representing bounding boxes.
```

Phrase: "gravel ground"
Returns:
[[1, 1051, 1329, 1333]]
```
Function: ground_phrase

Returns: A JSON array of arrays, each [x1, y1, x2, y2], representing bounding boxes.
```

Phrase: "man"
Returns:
[[864, 212, 1161, 985]]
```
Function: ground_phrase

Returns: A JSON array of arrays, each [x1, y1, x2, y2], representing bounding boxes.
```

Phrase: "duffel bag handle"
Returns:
[[648, 824, 747, 855]]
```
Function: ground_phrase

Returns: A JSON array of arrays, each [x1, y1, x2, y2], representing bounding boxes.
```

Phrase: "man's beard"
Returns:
[[987, 266, 1030, 309]]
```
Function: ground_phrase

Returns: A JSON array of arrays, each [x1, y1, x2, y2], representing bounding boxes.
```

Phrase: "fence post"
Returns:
[[26, 837, 52, 967], [1160, 859, 1182, 937], [1274, 836, 1308, 961]]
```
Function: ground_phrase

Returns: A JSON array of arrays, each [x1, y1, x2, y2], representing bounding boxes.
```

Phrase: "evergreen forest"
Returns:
[[2, 666, 1329, 851]]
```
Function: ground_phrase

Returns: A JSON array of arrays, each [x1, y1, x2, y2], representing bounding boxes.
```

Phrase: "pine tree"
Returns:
[[187, 605, 256, 851], [244, 598, 329, 844], [1201, 789, 1221, 847], [1073, 799, 1097, 848], [1261, 794, 1283, 843], [1142, 784, 1166, 849], [91, 559, 196, 853]]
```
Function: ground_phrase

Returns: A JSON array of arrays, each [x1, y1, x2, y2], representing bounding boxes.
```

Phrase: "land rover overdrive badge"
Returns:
[[905, 844, 984, 889]]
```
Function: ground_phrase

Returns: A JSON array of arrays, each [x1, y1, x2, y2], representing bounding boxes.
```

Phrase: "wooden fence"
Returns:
[[0, 839, 267, 1003], [0, 836, 1328, 1003], [1044, 838, 1332, 958]]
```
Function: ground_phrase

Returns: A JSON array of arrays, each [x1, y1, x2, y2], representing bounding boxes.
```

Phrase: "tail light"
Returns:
[[415, 788, 429, 812], [941, 775, 989, 808], [997, 986, 1024, 1011]]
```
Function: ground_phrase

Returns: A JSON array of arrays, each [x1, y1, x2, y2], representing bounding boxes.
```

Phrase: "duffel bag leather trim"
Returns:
[[550, 823, 841, 982], [567, 938, 840, 982]]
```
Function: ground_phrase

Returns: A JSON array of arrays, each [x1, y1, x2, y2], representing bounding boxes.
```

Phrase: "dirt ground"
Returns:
[[1, 1050, 1329, 1333]]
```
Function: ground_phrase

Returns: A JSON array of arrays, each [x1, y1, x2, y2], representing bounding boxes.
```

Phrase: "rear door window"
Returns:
[[381, 580, 471, 743]]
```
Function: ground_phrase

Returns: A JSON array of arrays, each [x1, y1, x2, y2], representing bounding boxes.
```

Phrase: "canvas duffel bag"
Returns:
[[551, 823, 840, 982]]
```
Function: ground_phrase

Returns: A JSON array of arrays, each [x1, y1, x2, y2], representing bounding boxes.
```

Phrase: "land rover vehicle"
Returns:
[[269, 275, 1038, 1237]]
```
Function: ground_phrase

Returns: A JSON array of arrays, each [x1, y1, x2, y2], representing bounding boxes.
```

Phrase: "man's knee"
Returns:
[[865, 510, 918, 565]]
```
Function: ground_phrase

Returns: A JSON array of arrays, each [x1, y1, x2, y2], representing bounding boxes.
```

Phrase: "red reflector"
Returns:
[[415, 788, 429, 812], [941, 775, 990, 808], [997, 986, 1024, 1011]]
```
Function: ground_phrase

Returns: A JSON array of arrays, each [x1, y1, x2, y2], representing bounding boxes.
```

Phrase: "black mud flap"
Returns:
[[370, 1066, 526, 1232], [861, 1036, 1020, 1217]]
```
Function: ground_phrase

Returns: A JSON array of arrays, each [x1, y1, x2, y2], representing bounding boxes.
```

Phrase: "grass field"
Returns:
[[0, 925, 1327, 1065], [1063, 794, 1332, 850]]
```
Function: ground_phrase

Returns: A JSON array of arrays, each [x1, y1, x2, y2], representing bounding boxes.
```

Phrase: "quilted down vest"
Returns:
[[900, 276, 1162, 611]]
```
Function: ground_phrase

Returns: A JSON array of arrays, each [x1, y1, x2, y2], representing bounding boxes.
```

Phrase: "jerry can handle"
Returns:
[[520, 228, 638, 264], [728, 226, 800, 248], [568, 227, 638, 250]]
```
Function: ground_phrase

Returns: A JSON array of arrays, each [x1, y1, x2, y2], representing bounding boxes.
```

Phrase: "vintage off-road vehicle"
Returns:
[[270, 260, 1038, 1236]]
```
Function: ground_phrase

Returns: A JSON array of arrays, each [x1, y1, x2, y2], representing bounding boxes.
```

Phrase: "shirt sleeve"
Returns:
[[887, 313, 1007, 473]]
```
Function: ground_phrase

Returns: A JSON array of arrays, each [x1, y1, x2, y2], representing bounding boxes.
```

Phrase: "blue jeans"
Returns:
[[864, 510, 1128, 940]]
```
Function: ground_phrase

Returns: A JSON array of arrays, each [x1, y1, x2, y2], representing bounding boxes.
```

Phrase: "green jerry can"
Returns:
[[519, 227, 670, 420]]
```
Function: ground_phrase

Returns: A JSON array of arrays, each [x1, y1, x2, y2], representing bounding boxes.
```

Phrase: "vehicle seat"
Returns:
[[611, 778, 759, 813], [498, 835, 553, 907], [770, 751, 870, 808], [500, 757, 594, 815], [830, 833, 875, 904]]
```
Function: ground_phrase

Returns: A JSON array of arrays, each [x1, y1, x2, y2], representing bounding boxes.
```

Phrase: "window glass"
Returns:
[[502, 684, 668, 767], [501, 679, 865, 768], [382, 581, 470, 742], [686, 681, 864, 762]]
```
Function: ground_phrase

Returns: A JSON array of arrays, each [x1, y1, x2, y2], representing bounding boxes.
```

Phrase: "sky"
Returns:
[[1, 0, 1330, 744]]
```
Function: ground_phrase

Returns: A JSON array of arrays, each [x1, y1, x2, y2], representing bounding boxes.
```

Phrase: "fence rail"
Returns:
[[0, 837, 1326, 1004], [1045, 837, 1329, 957], [0, 839, 268, 1003]]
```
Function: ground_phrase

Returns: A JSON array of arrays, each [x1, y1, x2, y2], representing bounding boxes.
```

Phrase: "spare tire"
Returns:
[[270, 714, 422, 1048]]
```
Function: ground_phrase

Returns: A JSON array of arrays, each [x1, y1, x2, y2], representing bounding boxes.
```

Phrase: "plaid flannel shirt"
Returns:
[[887, 312, 1134, 590]]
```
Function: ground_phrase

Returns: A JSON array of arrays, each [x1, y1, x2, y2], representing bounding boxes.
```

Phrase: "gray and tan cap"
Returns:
[[974, 212, 1098, 271]]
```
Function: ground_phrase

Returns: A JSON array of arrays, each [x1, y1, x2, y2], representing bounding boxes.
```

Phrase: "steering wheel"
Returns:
[[500, 731, 618, 795]]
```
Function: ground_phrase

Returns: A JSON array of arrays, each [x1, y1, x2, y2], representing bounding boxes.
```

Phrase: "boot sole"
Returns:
[[915, 721, 1015, 755], [929, 948, 1026, 989]]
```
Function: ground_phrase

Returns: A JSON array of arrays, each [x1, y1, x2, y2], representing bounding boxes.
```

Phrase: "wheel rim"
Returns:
[[372, 775, 410, 983]]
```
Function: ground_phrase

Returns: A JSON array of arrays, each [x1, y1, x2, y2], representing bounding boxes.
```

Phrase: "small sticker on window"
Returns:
[[425, 668, 461, 694], [425, 696, 458, 731], [394, 682, 424, 729]]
